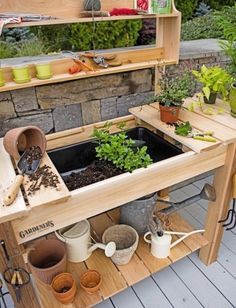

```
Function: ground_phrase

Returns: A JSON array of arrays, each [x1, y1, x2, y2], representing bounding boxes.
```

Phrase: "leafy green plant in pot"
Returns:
[[154, 71, 196, 123], [192, 65, 233, 104]]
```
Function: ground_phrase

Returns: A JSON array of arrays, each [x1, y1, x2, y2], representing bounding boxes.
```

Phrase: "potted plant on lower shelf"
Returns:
[[192, 65, 233, 104], [154, 71, 196, 123]]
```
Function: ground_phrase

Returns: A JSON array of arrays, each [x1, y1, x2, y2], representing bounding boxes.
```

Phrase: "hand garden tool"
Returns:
[[218, 174, 236, 231], [157, 184, 216, 215], [0, 240, 30, 303], [187, 131, 217, 143], [3, 146, 42, 206], [61, 50, 95, 72]]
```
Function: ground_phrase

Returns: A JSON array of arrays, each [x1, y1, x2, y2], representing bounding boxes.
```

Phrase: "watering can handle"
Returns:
[[169, 229, 205, 248], [144, 232, 152, 244]]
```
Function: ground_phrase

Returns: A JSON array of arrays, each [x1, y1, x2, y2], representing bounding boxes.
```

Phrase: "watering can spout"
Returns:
[[88, 241, 116, 257], [168, 229, 205, 248]]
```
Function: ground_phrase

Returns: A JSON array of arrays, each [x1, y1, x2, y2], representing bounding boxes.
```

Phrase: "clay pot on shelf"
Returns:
[[80, 270, 101, 294], [159, 105, 180, 123], [35, 62, 53, 80], [229, 82, 236, 118], [102, 225, 139, 265], [51, 272, 77, 304], [28, 239, 67, 285], [12, 65, 31, 84], [0, 69, 5, 87], [3, 125, 46, 160]]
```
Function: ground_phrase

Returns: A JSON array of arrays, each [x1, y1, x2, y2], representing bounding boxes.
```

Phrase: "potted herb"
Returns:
[[192, 65, 233, 104], [154, 71, 195, 123]]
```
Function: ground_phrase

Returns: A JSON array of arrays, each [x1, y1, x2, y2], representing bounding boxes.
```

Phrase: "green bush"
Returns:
[[31, 20, 142, 53], [15, 39, 47, 57], [0, 41, 16, 59], [181, 14, 224, 41], [175, 0, 198, 22], [204, 0, 235, 10]]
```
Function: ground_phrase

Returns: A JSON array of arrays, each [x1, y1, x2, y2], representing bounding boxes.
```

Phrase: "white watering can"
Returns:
[[144, 229, 205, 259], [55, 220, 116, 263]]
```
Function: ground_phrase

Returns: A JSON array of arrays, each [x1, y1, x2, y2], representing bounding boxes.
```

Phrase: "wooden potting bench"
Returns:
[[0, 97, 236, 307]]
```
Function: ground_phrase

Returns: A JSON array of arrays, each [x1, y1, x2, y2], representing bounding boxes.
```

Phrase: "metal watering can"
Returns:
[[55, 220, 116, 262], [144, 229, 205, 259]]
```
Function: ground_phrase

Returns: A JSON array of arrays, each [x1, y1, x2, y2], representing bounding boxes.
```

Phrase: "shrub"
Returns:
[[15, 39, 47, 57], [181, 14, 223, 41], [0, 42, 16, 59], [175, 0, 198, 22], [204, 0, 235, 10], [2, 27, 35, 43]]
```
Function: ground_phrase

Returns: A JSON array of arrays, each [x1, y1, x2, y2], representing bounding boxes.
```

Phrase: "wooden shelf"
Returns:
[[33, 207, 208, 308], [4, 13, 179, 28], [0, 48, 177, 93]]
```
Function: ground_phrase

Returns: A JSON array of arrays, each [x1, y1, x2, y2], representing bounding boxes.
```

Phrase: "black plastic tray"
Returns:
[[48, 127, 183, 176]]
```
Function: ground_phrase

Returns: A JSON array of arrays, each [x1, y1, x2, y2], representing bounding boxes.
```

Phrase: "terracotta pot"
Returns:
[[51, 272, 77, 304], [80, 270, 101, 294], [3, 125, 46, 160], [203, 92, 217, 104], [159, 104, 180, 123], [28, 239, 67, 285], [229, 82, 236, 118]]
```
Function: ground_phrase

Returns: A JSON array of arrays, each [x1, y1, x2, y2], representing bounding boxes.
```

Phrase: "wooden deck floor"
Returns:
[[1, 175, 236, 308]]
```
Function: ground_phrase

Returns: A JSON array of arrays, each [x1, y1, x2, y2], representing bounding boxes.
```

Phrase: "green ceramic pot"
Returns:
[[229, 82, 236, 118], [35, 62, 52, 80], [12, 65, 31, 84], [0, 69, 5, 87]]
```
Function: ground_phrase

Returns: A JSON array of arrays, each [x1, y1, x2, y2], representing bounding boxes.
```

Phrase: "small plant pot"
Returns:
[[229, 82, 236, 118], [51, 272, 77, 304], [203, 92, 217, 104], [35, 62, 53, 80], [12, 65, 31, 84], [80, 270, 102, 294], [159, 104, 180, 123], [102, 225, 139, 265], [3, 125, 46, 160], [0, 69, 5, 87], [28, 239, 67, 285]]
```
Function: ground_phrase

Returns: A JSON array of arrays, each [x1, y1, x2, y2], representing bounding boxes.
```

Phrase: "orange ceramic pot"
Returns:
[[3, 125, 46, 160], [159, 104, 180, 123], [80, 270, 101, 294], [51, 272, 77, 304]]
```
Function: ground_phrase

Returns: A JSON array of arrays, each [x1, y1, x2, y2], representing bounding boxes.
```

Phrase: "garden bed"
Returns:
[[48, 127, 183, 191]]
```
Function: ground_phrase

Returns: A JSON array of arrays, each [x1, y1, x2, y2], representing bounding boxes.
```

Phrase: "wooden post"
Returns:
[[199, 143, 236, 265], [0, 222, 40, 308]]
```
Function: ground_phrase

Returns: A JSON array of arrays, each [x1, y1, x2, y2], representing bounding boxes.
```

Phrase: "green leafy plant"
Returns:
[[181, 14, 223, 41], [214, 5, 236, 76], [175, 0, 198, 22], [0, 41, 16, 59], [92, 125, 153, 173], [15, 38, 47, 57], [154, 70, 196, 107], [192, 65, 233, 100], [175, 121, 192, 136]]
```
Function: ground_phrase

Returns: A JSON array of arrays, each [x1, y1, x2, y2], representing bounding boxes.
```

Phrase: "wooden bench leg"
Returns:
[[0, 222, 40, 308], [199, 143, 236, 265]]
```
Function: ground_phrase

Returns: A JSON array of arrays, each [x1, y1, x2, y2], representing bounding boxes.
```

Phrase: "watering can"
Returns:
[[55, 220, 116, 263], [144, 229, 205, 259]]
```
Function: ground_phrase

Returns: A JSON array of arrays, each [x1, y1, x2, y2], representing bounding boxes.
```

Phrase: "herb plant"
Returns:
[[192, 65, 233, 100], [92, 126, 153, 173], [175, 121, 192, 136], [154, 71, 196, 107]]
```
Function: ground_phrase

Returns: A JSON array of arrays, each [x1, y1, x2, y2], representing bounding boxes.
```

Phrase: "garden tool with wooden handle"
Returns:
[[3, 150, 41, 206]]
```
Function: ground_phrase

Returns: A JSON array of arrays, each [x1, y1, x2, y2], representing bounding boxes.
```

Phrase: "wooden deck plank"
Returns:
[[132, 277, 173, 308], [110, 287, 143, 308], [152, 266, 203, 308], [0, 139, 28, 223], [171, 257, 233, 308], [129, 105, 221, 153]]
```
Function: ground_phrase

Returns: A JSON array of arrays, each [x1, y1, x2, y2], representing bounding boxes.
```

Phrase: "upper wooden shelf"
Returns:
[[4, 13, 179, 28]]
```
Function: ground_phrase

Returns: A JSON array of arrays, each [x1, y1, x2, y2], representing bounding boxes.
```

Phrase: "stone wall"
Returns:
[[0, 40, 230, 137]]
